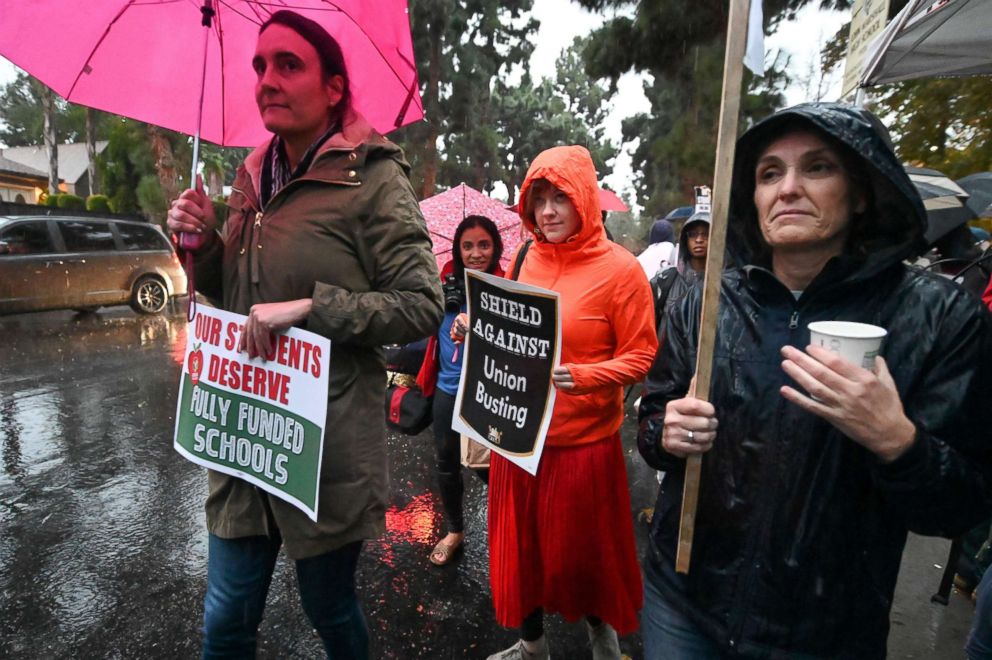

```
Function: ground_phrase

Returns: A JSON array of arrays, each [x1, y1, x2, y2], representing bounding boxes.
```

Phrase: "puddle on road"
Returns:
[[1, 388, 66, 485]]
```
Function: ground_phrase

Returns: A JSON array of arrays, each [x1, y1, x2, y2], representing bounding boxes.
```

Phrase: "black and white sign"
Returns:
[[452, 270, 560, 475]]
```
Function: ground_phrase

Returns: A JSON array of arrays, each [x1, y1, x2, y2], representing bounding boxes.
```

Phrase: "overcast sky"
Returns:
[[0, 1, 850, 209]]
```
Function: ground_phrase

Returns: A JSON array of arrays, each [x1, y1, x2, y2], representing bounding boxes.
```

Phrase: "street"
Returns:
[[0, 306, 979, 658]]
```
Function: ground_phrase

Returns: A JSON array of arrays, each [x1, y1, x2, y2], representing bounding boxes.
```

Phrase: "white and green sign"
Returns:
[[174, 307, 330, 521]]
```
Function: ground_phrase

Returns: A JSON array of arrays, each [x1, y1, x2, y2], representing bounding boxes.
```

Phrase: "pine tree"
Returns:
[[574, 0, 849, 214]]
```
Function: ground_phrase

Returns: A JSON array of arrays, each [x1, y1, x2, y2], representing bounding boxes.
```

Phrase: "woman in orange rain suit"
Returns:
[[478, 145, 658, 660]]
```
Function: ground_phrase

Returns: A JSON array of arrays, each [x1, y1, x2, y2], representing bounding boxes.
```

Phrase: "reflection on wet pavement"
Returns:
[[0, 306, 977, 658], [0, 308, 205, 657], [379, 492, 441, 569]]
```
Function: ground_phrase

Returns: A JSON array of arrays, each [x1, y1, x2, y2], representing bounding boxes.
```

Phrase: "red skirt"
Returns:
[[488, 433, 643, 635]]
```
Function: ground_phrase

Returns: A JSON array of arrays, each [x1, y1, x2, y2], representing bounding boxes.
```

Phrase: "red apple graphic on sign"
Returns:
[[188, 343, 204, 385]]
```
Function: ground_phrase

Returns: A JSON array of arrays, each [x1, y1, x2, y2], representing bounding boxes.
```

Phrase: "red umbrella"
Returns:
[[598, 188, 629, 212], [419, 184, 523, 271]]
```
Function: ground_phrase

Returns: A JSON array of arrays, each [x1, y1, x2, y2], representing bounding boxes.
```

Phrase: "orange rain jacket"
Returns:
[[515, 145, 657, 447]]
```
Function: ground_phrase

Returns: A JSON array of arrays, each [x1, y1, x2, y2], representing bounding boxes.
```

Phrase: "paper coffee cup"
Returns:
[[807, 321, 886, 370]]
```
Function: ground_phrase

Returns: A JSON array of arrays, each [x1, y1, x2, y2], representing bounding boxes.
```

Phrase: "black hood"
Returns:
[[728, 102, 928, 273], [678, 211, 711, 273]]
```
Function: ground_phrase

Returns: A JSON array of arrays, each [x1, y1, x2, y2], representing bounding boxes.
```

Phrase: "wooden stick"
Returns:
[[675, 0, 751, 575]]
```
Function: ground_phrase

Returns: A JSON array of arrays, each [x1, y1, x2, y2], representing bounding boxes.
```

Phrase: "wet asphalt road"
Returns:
[[0, 306, 978, 658]]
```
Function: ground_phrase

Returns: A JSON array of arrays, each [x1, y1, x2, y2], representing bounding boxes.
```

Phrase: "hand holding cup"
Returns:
[[780, 326, 915, 463]]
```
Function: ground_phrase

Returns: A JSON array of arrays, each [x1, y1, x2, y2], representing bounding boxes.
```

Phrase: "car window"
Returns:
[[0, 221, 54, 255], [116, 223, 169, 250], [59, 220, 117, 252]]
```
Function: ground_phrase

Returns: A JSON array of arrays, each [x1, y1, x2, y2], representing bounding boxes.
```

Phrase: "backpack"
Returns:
[[649, 267, 679, 330]]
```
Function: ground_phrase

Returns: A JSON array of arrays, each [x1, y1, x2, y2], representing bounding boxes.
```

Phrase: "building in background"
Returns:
[[0, 141, 107, 198], [0, 155, 48, 203]]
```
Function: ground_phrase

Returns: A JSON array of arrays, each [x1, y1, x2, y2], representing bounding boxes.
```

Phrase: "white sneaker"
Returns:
[[486, 639, 550, 660], [586, 620, 621, 660]]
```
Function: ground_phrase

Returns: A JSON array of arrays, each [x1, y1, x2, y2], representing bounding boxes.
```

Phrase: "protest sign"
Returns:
[[174, 307, 330, 521], [452, 270, 560, 475]]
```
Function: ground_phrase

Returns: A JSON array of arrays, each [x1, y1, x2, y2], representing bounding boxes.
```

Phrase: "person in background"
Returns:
[[416, 214, 504, 566], [637, 217, 676, 281], [637, 102, 992, 659], [455, 145, 657, 660], [649, 211, 710, 333], [166, 11, 442, 658]]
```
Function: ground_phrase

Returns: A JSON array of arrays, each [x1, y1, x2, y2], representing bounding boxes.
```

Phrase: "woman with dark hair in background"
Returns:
[[167, 10, 442, 658], [416, 214, 504, 566]]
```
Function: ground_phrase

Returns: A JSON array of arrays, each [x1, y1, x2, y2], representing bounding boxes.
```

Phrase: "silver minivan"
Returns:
[[0, 215, 188, 315]]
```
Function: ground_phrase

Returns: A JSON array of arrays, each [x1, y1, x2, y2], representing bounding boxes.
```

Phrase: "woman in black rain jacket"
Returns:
[[637, 102, 992, 659]]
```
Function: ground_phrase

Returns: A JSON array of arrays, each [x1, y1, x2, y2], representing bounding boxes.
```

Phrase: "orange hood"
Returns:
[[511, 145, 657, 449], [518, 145, 606, 251]]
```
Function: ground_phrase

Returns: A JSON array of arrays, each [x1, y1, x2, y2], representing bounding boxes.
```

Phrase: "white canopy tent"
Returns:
[[860, 0, 992, 87]]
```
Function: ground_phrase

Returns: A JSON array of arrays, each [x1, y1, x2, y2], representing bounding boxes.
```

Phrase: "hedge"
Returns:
[[86, 194, 113, 213], [56, 193, 86, 210]]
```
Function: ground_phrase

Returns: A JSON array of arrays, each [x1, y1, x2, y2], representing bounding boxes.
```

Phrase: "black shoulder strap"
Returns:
[[511, 240, 533, 281]]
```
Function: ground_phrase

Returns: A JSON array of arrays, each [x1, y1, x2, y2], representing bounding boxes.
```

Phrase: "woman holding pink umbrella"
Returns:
[[167, 11, 441, 658]]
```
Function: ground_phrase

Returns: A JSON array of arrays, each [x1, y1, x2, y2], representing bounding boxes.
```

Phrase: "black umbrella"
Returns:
[[905, 167, 977, 244], [958, 172, 992, 218]]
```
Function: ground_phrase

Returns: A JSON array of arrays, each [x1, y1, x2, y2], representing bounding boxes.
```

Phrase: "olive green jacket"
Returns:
[[193, 111, 442, 559]]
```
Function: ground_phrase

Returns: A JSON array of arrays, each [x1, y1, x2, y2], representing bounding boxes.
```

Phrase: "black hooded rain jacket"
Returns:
[[637, 103, 992, 659]]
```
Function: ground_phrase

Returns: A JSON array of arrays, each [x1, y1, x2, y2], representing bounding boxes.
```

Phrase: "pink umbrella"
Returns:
[[0, 0, 422, 148], [419, 184, 523, 271], [0, 0, 422, 313]]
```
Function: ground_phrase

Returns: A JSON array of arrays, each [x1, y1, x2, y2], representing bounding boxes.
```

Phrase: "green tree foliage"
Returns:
[[878, 78, 992, 177], [620, 46, 790, 215], [93, 117, 197, 219], [393, 0, 538, 198], [575, 0, 849, 215], [98, 119, 153, 215], [394, 6, 618, 203], [201, 145, 227, 198], [494, 38, 616, 203], [136, 175, 169, 217], [0, 72, 110, 146]]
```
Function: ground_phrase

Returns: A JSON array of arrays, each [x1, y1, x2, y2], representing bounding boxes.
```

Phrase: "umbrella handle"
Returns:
[[179, 0, 215, 252], [180, 0, 216, 324]]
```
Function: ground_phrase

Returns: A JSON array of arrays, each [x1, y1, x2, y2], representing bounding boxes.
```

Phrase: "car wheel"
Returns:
[[130, 276, 168, 315]]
